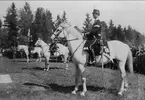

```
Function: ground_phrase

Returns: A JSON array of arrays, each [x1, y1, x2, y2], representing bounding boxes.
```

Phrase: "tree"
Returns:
[[32, 7, 45, 43], [3, 2, 19, 47], [0, 28, 9, 48], [116, 24, 125, 42], [44, 9, 54, 43], [18, 2, 33, 36], [0, 19, 2, 29], [82, 13, 92, 33], [32, 7, 54, 43], [108, 19, 115, 40], [101, 21, 108, 40]]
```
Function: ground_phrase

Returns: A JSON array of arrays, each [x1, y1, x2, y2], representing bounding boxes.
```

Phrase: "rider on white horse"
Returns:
[[84, 9, 112, 64], [51, 20, 134, 96]]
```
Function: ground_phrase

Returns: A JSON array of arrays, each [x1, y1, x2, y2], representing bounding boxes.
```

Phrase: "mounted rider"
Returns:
[[85, 9, 112, 64]]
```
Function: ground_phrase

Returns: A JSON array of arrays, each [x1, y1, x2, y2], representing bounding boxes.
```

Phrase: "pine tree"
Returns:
[[3, 2, 19, 47], [82, 13, 92, 33], [17, 2, 33, 45], [18, 2, 33, 36], [32, 7, 54, 43], [45, 9, 54, 43], [33, 7, 45, 42], [101, 21, 108, 40], [108, 19, 114, 40], [0, 19, 2, 29], [116, 24, 125, 42]]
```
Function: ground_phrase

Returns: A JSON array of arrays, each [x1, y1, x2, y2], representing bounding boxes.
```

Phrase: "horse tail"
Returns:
[[126, 47, 134, 74]]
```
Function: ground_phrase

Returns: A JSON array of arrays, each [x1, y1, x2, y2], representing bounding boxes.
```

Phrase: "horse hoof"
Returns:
[[118, 91, 123, 96], [124, 88, 127, 92], [80, 92, 85, 96], [65, 68, 68, 70], [71, 90, 77, 95], [124, 84, 128, 88]]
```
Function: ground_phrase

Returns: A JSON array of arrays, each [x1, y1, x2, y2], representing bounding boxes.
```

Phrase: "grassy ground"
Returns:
[[0, 57, 145, 100]]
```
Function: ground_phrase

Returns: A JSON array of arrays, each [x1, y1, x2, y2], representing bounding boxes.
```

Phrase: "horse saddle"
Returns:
[[49, 43, 59, 55], [85, 40, 113, 64]]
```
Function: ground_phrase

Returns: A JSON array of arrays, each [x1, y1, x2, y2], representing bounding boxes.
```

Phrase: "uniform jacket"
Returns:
[[86, 19, 102, 40]]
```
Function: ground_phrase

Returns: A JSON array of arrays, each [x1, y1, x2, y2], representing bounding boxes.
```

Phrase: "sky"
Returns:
[[0, 1, 145, 34]]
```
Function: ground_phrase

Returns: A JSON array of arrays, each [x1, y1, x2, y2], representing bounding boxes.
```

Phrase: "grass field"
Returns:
[[0, 57, 145, 100]]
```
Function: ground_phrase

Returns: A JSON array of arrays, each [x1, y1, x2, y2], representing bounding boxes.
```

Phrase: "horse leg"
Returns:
[[64, 55, 68, 70], [44, 57, 49, 71], [25, 51, 29, 62], [118, 61, 127, 95], [72, 64, 80, 95], [35, 52, 38, 62], [79, 64, 87, 96], [36, 58, 39, 62], [27, 56, 29, 62], [39, 55, 42, 62], [38, 53, 41, 62]]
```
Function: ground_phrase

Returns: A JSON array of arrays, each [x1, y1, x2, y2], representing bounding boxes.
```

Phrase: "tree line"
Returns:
[[0, 2, 145, 50], [83, 13, 145, 49]]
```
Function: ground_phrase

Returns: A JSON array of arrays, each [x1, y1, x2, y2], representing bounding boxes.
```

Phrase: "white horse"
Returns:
[[35, 38, 69, 70], [53, 43, 70, 70], [17, 45, 29, 62], [35, 38, 51, 71], [31, 47, 43, 62], [51, 21, 134, 96]]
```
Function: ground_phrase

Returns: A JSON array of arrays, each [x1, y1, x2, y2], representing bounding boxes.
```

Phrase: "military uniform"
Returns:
[[84, 9, 112, 64], [85, 19, 102, 62]]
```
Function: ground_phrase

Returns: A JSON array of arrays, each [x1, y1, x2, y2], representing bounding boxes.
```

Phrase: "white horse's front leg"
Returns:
[[27, 57, 29, 62], [72, 65, 80, 95], [79, 64, 87, 96]]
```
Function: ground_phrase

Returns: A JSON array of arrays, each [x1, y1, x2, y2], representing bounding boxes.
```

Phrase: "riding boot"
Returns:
[[91, 49, 95, 64]]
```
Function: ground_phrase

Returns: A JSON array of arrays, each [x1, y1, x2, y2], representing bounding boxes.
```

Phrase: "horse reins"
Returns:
[[52, 25, 85, 61]]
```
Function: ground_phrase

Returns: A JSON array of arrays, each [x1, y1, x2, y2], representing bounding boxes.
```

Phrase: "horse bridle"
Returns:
[[53, 24, 81, 42], [53, 24, 85, 60]]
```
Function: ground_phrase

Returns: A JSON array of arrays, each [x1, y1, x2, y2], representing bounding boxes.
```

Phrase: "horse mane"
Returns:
[[41, 40, 48, 46], [64, 23, 83, 39]]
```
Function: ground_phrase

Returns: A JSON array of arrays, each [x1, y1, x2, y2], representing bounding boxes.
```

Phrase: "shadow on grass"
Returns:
[[48, 83, 117, 95], [22, 67, 44, 70], [24, 82, 50, 88], [22, 66, 64, 71], [12, 59, 28, 62], [48, 83, 74, 93], [24, 82, 118, 95]]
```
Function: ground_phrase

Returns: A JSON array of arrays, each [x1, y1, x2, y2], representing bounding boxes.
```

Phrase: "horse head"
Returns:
[[35, 38, 44, 47], [51, 21, 83, 41], [35, 38, 50, 50]]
